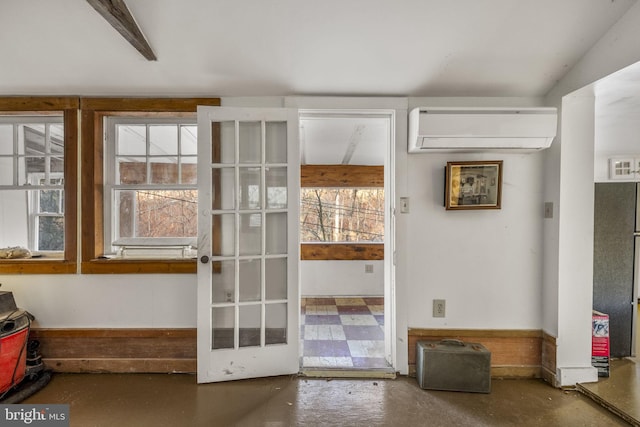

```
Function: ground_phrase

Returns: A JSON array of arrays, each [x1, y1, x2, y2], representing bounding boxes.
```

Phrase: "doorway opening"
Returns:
[[297, 110, 395, 375]]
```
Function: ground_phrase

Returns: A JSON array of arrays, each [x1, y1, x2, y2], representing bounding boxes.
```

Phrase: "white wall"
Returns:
[[0, 274, 196, 328], [594, 96, 640, 182], [543, 0, 640, 385], [300, 260, 384, 296], [403, 97, 546, 330]]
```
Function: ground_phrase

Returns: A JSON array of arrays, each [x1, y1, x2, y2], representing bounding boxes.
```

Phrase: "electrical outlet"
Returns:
[[433, 299, 446, 318], [365, 264, 374, 273]]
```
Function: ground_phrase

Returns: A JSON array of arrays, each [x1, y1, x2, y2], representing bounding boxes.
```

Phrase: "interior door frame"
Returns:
[[295, 105, 397, 370]]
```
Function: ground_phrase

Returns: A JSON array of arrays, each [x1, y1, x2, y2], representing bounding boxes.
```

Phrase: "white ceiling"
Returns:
[[2, 0, 640, 164], [0, 0, 636, 97]]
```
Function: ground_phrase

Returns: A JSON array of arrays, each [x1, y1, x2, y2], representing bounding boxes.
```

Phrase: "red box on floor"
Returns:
[[592, 310, 610, 377]]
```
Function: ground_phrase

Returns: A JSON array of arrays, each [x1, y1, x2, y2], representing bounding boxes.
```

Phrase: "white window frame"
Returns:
[[103, 116, 199, 257], [0, 116, 65, 253]]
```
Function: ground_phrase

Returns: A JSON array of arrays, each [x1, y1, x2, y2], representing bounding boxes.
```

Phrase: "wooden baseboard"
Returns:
[[541, 331, 557, 386], [408, 328, 544, 379], [30, 328, 196, 373]]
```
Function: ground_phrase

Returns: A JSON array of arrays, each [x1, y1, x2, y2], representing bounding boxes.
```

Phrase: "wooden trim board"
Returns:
[[30, 328, 196, 373], [408, 328, 544, 379]]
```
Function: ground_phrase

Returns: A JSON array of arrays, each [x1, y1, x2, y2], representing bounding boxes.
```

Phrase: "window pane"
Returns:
[[149, 125, 178, 155], [117, 125, 146, 156], [265, 303, 287, 345], [38, 216, 64, 251], [51, 156, 64, 174], [239, 121, 261, 163], [118, 158, 147, 184], [181, 157, 197, 184], [49, 124, 64, 154], [115, 190, 198, 239], [150, 157, 179, 184], [0, 125, 12, 155], [239, 258, 261, 302], [0, 157, 12, 185], [40, 189, 62, 213], [180, 126, 197, 155], [300, 188, 384, 242]]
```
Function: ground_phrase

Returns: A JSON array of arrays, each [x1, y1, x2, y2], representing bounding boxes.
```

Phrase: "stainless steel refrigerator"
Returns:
[[593, 182, 639, 358]]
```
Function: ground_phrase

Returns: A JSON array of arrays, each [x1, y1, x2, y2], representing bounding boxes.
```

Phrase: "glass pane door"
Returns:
[[197, 107, 299, 383]]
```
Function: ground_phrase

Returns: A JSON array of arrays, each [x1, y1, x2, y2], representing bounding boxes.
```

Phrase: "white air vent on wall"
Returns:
[[408, 107, 557, 153]]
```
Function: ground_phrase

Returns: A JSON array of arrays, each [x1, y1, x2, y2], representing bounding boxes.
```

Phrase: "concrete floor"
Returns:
[[23, 374, 630, 427], [578, 357, 640, 426]]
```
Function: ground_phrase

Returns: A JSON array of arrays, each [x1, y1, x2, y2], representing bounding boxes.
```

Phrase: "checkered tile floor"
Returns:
[[301, 297, 390, 369]]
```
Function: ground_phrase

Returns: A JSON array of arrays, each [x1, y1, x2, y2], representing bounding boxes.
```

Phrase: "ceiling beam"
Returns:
[[86, 0, 157, 61]]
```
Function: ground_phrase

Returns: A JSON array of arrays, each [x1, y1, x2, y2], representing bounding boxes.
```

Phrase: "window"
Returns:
[[300, 164, 384, 261], [81, 97, 220, 273], [0, 97, 78, 274], [104, 118, 198, 258]]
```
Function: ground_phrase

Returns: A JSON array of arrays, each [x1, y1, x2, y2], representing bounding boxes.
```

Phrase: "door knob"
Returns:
[[200, 255, 210, 264]]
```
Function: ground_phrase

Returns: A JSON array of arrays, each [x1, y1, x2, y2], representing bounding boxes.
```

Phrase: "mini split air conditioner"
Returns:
[[408, 107, 557, 153]]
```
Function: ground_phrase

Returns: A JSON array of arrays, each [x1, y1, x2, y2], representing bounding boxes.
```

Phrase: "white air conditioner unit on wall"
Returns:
[[408, 107, 557, 153]]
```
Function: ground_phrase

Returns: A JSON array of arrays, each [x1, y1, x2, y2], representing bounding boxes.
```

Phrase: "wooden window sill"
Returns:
[[82, 258, 196, 274], [0, 260, 76, 274]]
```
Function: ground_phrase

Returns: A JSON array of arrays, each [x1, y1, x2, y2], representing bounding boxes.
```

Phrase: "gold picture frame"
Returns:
[[445, 160, 503, 210]]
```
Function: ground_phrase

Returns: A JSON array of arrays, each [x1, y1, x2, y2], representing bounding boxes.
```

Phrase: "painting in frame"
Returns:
[[445, 160, 503, 210]]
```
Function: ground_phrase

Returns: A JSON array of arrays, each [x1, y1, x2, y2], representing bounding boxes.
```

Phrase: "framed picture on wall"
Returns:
[[445, 160, 503, 210]]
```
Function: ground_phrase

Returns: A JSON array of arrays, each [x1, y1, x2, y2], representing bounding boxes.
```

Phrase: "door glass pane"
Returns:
[[265, 303, 287, 345], [212, 213, 235, 256], [239, 304, 261, 347], [266, 167, 287, 209], [212, 167, 235, 210], [240, 213, 261, 255], [239, 258, 261, 302], [212, 260, 235, 303], [265, 122, 287, 164], [212, 306, 235, 350], [213, 121, 235, 164], [265, 212, 287, 255], [265, 258, 287, 300], [239, 167, 261, 210], [239, 122, 261, 164], [0, 157, 12, 185]]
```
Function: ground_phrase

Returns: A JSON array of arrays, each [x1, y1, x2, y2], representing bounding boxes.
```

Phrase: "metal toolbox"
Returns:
[[416, 339, 491, 393], [0, 291, 17, 315]]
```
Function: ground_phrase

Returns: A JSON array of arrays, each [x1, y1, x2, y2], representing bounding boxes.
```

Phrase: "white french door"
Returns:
[[196, 106, 300, 383]]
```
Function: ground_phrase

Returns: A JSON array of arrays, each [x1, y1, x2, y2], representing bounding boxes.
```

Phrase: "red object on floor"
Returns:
[[0, 312, 30, 395]]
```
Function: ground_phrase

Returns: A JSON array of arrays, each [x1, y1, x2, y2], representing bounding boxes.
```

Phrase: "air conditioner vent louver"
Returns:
[[408, 107, 557, 153]]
